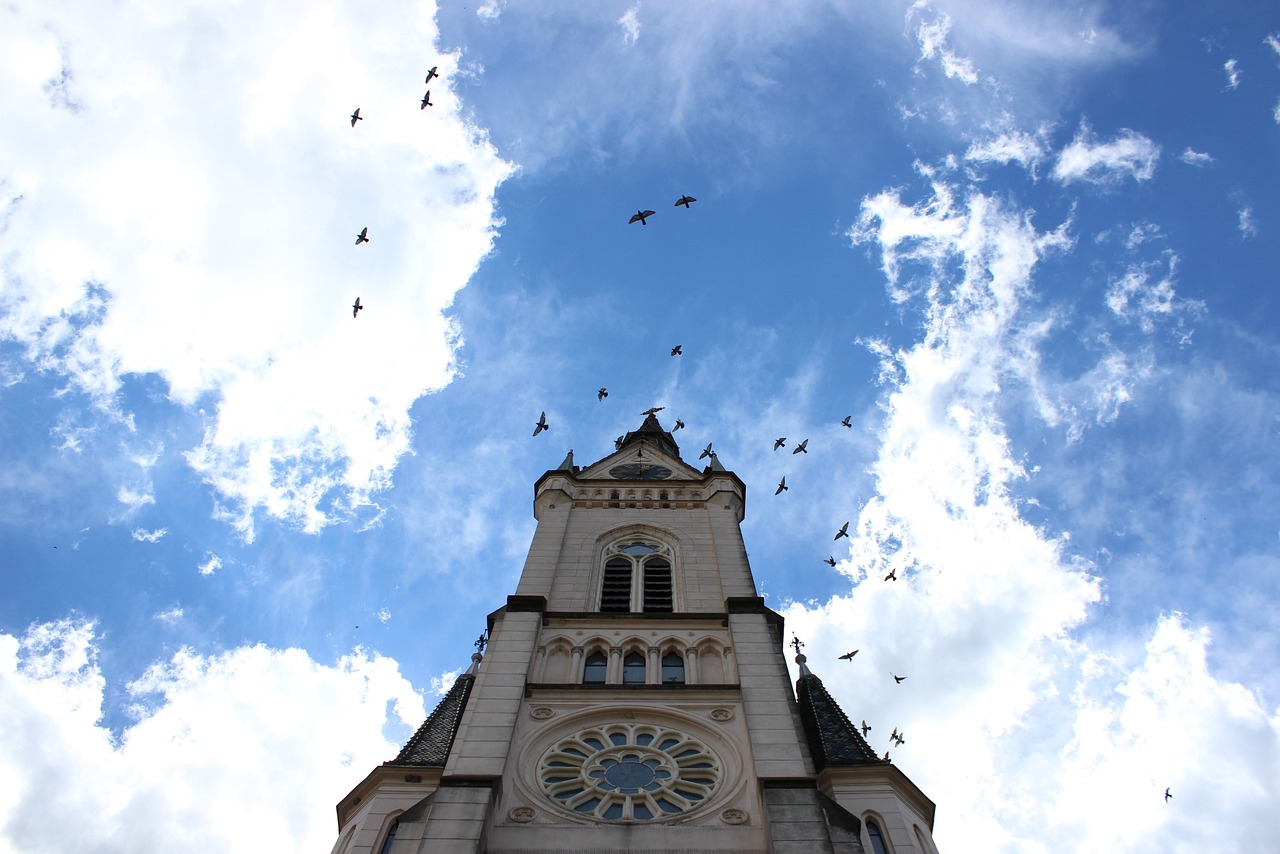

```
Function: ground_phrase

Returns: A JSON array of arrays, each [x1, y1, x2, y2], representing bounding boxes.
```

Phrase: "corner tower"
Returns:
[[330, 414, 939, 853]]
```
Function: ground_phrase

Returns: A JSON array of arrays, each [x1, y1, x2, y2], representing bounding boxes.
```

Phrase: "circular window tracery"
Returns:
[[538, 723, 721, 822]]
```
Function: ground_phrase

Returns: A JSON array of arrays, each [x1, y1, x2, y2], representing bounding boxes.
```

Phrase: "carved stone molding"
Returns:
[[530, 706, 555, 720], [709, 708, 734, 722], [721, 808, 749, 825], [509, 806, 536, 823]]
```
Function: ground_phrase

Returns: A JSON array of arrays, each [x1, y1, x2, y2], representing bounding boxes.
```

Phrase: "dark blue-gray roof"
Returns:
[[387, 671, 475, 766]]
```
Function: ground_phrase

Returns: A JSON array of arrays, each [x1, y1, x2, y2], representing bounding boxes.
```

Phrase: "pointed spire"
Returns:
[[389, 643, 485, 767], [794, 660, 886, 769], [615, 412, 682, 460], [556, 449, 575, 471]]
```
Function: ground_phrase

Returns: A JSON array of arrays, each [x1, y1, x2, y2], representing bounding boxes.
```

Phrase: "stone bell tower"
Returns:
[[330, 414, 940, 853]]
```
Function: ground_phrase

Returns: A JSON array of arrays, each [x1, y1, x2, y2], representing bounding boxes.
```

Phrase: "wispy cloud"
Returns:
[[965, 130, 1047, 174], [131, 528, 167, 543], [1179, 148, 1214, 166], [1052, 124, 1160, 186], [1105, 253, 1201, 335], [909, 2, 979, 84], [618, 4, 641, 46], [375, 608, 391, 624], [116, 486, 154, 515], [1224, 58, 1241, 90], [1266, 33, 1280, 61], [197, 553, 222, 576], [1238, 206, 1258, 239], [152, 605, 183, 624], [0, 2, 513, 541]]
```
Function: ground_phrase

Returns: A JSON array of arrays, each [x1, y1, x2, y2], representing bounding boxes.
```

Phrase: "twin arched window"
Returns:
[[600, 538, 674, 613]]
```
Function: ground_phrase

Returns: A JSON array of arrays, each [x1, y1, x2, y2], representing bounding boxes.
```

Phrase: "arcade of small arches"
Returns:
[[533, 636, 734, 686]]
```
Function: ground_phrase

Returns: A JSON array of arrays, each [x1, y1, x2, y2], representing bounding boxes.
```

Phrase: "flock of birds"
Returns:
[[347, 66, 440, 318]]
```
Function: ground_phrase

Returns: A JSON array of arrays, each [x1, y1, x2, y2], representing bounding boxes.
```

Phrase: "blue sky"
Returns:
[[2, 1, 1279, 851]]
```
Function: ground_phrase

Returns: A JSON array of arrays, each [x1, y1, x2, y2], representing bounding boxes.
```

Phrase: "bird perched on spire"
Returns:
[[834, 522, 849, 539], [351, 297, 363, 318], [420, 91, 433, 109], [350, 108, 362, 127], [629, 209, 656, 225], [355, 227, 369, 245], [614, 435, 624, 450], [533, 411, 549, 436], [775, 476, 787, 495], [598, 388, 608, 401], [792, 438, 809, 454], [699, 442, 713, 460], [675, 195, 697, 208]]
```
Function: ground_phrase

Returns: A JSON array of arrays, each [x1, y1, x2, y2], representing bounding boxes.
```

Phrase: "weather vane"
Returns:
[[475, 632, 488, 653], [790, 636, 805, 655]]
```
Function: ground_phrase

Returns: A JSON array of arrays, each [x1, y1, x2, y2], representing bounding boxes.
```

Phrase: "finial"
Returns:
[[475, 632, 488, 653], [791, 636, 812, 677], [641, 406, 665, 416]]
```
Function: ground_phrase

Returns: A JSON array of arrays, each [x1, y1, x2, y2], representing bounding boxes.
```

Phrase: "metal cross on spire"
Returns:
[[791, 636, 805, 655], [475, 632, 488, 653]]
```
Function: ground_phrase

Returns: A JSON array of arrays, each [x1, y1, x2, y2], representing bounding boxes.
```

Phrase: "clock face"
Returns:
[[608, 463, 673, 481]]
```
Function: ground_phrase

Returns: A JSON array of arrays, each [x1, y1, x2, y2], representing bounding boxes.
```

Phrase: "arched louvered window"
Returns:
[[661, 652, 684, 684], [623, 652, 646, 684], [583, 652, 607, 684], [600, 558, 632, 612], [599, 537, 676, 612], [867, 818, 890, 854], [643, 559, 673, 612]]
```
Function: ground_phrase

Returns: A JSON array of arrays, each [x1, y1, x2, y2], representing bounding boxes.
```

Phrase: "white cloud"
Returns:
[[115, 486, 155, 515], [0, 1, 513, 540], [429, 667, 462, 696], [1266, 33, 1280, 60], [1105, 254, 1201, 335], [965, 130, 1046, 174], [1238, 206, 1258, 239], [476, 0, 504, 19], [909, 2, 980, 85], [1274, 98, 1280, 124], [0, 619, 424, 854], [375, 608, 392, 624], [1052, 124, 1160, 186], [131, 528, 167, 543], [197, 553, 222, 576], [152, 606, 183, 624], [1179, 148, 1214, 166], [618, 4, 641, 46], [1223, 58, 1241, 90]]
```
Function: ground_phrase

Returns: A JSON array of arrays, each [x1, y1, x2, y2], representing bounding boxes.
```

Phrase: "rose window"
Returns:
[[538, 723, 721, 821]]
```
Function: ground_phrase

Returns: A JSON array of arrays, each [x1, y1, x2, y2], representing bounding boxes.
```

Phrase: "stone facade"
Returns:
[[329, 416, 939, 854]]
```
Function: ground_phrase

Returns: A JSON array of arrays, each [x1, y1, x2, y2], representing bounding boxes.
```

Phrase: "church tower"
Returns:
[[330, 415, 939, 854]]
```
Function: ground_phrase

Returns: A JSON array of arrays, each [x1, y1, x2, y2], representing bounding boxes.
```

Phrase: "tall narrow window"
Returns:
[[661, 652, 685, 684], [623, 652, 646, 684], [600, 558, 632, 612], [378, 820, 399, 854], [866, 819, 890, 854], [643, 559, 673, 612], [583, 652, 607, 683]]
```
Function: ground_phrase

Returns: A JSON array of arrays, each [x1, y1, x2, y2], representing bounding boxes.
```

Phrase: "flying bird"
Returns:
[[598, 388, 608, 401], [860, 720, 871, 736], [675, 195, 697, 208], [641, 406, 665, 416], [841, 416, 852, 428], [672, 418, 685, 431], [773, 437, 786, 450], [775, 477, 787, 495], [630, 209, 656, 225], [355, 227, 369, 244], [425, 66, 439, 83], [834, 522, 849, 540], [890, 727, 899, 742], [351, 297, 363, 318], [884, 569, 897, 581], [893, 674, 907, 684], [792, 439, 809, 454], [1164, 788, 1172, 803], [838, 649, 858, 660], [699, 443, 713, 460], [420, 91, 433, 109], [670, 344, 683, 356], [823, 556, 836, 566], [350, 108, 362, 126], [894, 732, 905, 747], [533, 411, 549, 437]]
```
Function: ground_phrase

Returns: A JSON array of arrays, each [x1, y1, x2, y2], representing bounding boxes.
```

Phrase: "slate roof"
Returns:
[[795, 671, 887, 769], [618, 413, 682, 461], [387, 670, 475, 766]]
